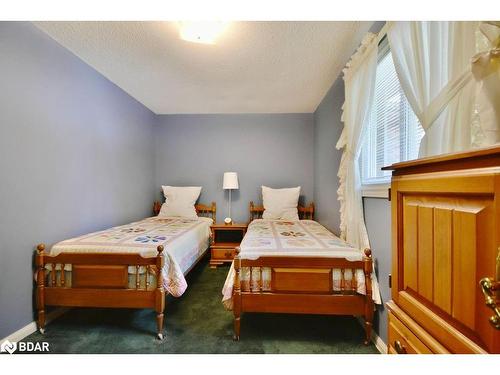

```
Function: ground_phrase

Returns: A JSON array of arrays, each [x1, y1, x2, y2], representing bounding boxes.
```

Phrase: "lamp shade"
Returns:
[[223, 172, 239, 190]]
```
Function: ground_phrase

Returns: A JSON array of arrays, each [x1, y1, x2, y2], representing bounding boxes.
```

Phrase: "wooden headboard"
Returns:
[[249, 201, 314, 222], [153, 201, 216, 221]]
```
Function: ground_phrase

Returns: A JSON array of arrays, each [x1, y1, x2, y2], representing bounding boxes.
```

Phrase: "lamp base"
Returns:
[[224, 217, 233, 225]]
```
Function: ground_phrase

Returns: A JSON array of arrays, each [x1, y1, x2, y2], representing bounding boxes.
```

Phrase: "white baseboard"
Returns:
[[1, 308, 69, 343], [371, 329, 387, 354], [356, 316, 387, 354]]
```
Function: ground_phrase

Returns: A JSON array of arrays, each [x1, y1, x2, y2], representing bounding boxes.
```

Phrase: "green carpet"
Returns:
[[25, 257, 379, 354]]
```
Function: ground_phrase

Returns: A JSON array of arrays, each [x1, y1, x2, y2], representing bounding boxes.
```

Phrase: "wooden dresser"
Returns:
[[383, 145, 500, 354]]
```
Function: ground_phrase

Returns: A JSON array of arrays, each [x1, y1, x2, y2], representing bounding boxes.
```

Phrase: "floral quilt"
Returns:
[[49, 216, 213, 297], [222, 219, 381, 307]]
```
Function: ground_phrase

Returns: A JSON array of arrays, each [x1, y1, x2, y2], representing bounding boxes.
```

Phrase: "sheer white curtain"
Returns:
[[471, 21, 500, 145], [386, 21, 487, 157], [335, 33, 378, 250]]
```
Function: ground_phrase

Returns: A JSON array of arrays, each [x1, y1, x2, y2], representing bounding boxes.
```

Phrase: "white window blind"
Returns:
[[361, 39, 424, 185]]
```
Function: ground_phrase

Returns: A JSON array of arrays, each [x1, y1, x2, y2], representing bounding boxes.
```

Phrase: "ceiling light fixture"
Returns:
[[178, 21, 230, 45]]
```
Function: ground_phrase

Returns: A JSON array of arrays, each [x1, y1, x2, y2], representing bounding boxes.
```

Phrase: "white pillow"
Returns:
[[158, 186, 202, 218], [261, 186, 301, 221]]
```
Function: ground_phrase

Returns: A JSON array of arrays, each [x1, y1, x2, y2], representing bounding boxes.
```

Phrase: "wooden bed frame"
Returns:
[[232, 202, 374, 344], [35, 201, 216, 339]]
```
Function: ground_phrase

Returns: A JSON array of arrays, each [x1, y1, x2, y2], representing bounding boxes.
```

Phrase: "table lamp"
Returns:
[[223, 172, 239, 224]]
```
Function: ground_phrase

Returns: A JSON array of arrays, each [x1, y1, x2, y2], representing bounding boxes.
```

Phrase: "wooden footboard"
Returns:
[[232, 248, 374, 344], [35, 244, 166, 339]]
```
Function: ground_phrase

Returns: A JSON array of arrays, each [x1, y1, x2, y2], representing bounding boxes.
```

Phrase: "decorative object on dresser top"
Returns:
[[382, 145, 500, 353], [36, 199, 216, 340], [223, 172, 239, 225], [209, 223, 247, 269], [222, 201, 381, 344]]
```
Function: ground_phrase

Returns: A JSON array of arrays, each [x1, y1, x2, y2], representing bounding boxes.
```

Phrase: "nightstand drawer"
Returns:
[[212, 248, 236, 260]]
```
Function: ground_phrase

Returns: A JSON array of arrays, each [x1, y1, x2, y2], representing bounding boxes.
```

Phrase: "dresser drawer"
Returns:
[[211, 248, 236, 260], [388, 311, 432, 354]]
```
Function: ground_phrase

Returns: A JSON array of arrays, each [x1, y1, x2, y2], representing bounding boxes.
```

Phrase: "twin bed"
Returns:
[[222, 202, 379, 344], [35, 196, 379, 345], [35, 202, 216, 339]]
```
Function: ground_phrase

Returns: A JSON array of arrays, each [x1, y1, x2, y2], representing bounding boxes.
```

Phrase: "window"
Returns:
[[360, 38, 424, 186]]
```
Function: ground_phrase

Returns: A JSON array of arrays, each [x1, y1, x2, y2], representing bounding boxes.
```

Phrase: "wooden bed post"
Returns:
[[249, 201, 254, 222], [233, 246, 242, 341], [309, 202, 315, 220], [153, 201, 161, 216], [36, 243, 46, 334], [211, 201, 216, 222], [155, 245, 165, 340], [363, 248, 374, 345]]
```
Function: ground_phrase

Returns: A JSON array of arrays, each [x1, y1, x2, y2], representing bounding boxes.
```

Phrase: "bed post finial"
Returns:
[[249, 201, 254, 222], [211, 201, 216, 221], [153, 201, 161, 216], [36, 243, 46, 334], [364, 248, 372, 258], [157, 245, 164, 254]]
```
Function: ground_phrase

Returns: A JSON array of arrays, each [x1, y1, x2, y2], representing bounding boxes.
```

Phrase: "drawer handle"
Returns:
[[225, 251, 233, 258], [394, 340, 407, 354], [480, 277, 500, 329], [479, 248, 500, 330]]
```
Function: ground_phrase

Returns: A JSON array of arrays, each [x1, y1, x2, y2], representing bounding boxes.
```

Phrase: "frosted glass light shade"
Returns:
[[223, 172, 239, 190]]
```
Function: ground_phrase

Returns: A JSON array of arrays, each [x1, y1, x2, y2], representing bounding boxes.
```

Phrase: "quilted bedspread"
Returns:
[[48, 216, 213, 297], [222, 219, 381, 307]]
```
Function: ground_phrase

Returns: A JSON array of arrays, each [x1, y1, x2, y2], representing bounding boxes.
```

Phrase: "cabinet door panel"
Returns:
[[395, 172, 498, 353], [433, 208, 452, 313]]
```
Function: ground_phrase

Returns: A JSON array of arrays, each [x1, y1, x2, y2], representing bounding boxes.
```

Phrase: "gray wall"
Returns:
[[363, 198, 391, 342], [0, 22, 156, 338], [313, 78, 344, 235], [154, 114, 314, 223]]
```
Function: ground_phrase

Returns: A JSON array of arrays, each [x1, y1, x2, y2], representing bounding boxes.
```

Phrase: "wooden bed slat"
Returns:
[[240, 293, 365, 315], [45, 288, 156, 308], [271, 268, 332, 293], [72, 265, 128, 289]]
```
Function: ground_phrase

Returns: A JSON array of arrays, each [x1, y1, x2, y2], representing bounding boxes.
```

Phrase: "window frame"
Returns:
[[360, 37, 422, 198]]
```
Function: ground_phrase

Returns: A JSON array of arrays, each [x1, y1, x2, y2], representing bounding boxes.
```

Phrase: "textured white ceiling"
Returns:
[[34, 21, 372, 114]]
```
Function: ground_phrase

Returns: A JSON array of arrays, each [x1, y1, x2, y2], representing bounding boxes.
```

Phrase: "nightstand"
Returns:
[[209, 223, 247, 268]]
